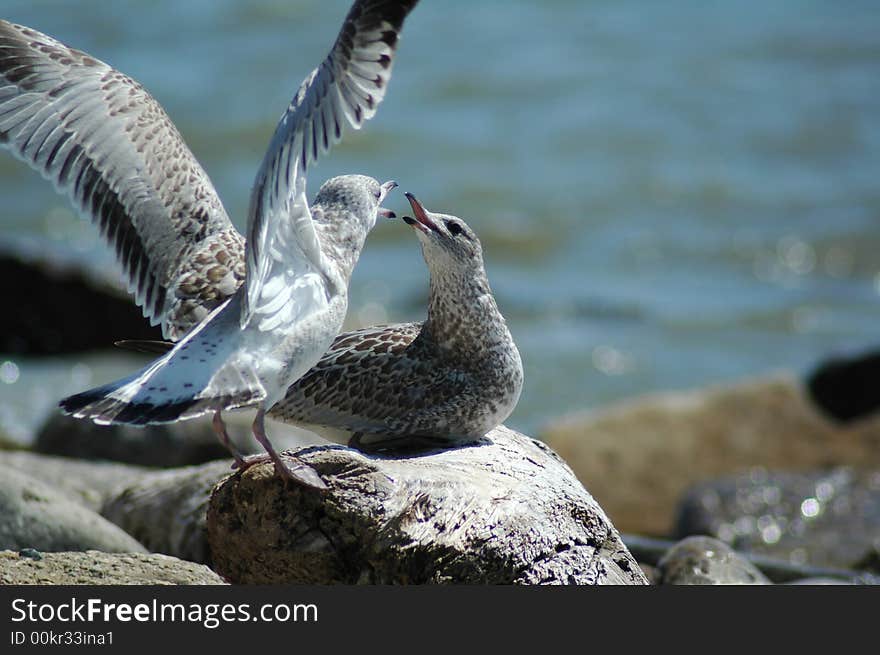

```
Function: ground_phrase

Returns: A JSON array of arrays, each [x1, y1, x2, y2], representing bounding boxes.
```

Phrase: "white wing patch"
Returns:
[[248, 176, 331, 333], [241, 2, 413, 328]]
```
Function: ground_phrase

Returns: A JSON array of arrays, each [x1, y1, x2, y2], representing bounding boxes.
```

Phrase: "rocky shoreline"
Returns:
[[1, 373, 877, 585]]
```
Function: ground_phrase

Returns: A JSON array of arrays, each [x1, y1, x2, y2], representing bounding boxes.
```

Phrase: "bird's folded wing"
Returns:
[[242, 0, 419, 328], [271, 322, 429, 429], [0, 20, 241, 339]]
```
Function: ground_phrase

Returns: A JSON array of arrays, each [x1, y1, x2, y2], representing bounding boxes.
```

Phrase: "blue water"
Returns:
[[1, 0, 879, 442]]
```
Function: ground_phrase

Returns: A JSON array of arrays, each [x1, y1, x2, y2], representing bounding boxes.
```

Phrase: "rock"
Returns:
[[0, 248, 161, 355], [0, 550, 225, 584], [0, 450, 149, 512], [806, 347, 880, 422], [541, 374, 880, 535], [102, 460, 234, 564], [655, 536, 770, 585], [207, 425, 647, 585], [34, 411, 230, 467], [0, 468, 146, 553], [674, 466, 880, 572], [34, 410, 322, 468], [624, 532, 879, 584]]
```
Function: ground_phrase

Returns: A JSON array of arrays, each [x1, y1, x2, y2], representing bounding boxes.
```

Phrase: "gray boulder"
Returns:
[[34, 412, 230, 467], [656, 536, 770, 585], [541, 374, 880, 536], [0, 450, 149, 512], [34, 410, 321, 468], [0, 549, 225, 584], [0, 468, 146, 553], [101, 460, 234, 564], [674, 466, 880, 572]]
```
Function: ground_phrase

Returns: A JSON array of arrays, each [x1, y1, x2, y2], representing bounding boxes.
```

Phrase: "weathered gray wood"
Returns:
[[207, 425, 648, 584]]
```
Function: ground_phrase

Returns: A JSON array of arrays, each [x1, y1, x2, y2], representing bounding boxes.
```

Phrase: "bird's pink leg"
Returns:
[[251, 405, 327, 490], [212, 410, 249, 470]]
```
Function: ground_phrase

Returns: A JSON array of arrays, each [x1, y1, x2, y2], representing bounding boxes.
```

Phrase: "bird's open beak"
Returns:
[[378, 180, 398, 219], [403, 192, 440, 234]]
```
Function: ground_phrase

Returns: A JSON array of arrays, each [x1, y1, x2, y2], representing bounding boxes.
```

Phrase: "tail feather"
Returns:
[[60, 373, 145, 423], [61, 388, 263, 425], [60, 312, 266, 425], [60, 365, 265, 425]]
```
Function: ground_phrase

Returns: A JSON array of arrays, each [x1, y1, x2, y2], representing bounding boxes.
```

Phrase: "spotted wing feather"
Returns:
[[0, 20, 244, 340]]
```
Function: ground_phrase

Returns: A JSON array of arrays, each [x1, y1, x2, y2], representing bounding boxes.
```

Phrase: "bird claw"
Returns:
[[230, 453, 270, 471], [231, 452, 327, 490], [275, 458, 328, 490]]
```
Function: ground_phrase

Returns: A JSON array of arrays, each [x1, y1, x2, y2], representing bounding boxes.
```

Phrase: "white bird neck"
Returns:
[[312, 214, 372, 293]]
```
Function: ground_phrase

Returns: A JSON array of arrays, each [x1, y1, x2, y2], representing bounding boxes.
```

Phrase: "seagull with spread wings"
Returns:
[[0, 0, 420, 488]]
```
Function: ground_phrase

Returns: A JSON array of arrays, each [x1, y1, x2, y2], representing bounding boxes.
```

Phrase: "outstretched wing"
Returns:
[[0, 20, 244, 340], [242, 0, 419, 327]]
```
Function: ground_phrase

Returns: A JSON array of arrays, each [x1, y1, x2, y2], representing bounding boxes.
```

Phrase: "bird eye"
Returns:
[[373, 189, 382, 200], [445, 220, 463, 236]]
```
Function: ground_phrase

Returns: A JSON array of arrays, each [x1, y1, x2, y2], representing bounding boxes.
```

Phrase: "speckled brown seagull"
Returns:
[[269, 193, 524, 449], [0, 0, 420, 487]]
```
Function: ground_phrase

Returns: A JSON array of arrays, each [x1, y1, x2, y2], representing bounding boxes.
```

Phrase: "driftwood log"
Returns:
[[207, 426, 647, 584]]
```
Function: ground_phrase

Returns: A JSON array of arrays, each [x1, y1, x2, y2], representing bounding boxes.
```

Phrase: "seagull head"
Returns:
[[402, 192, 484, 275], [313, 174, 399, 233], [308, 174, 403, 284]]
